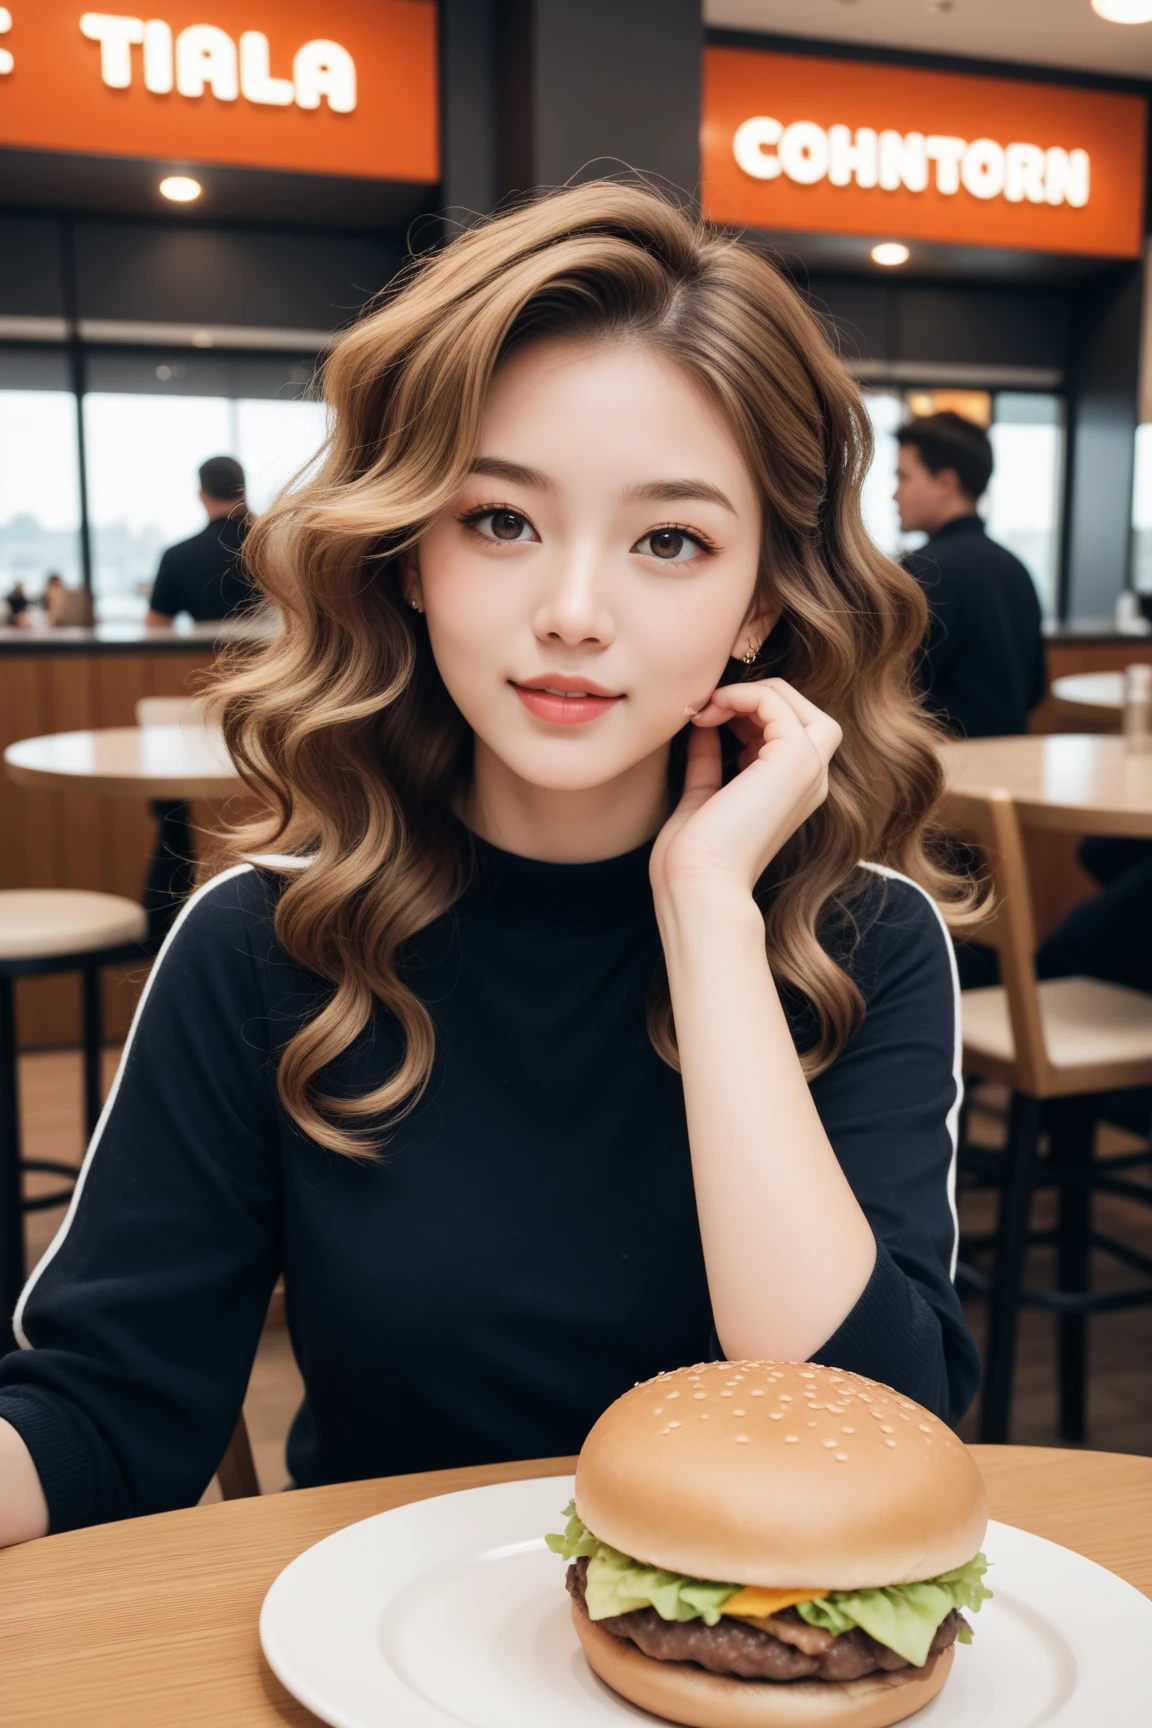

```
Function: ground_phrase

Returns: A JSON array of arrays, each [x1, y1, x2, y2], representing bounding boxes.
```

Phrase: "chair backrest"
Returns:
[[938, 785, 1053, 1095], [135, 695, 207, 728], [215, 1411, 260, 1499]]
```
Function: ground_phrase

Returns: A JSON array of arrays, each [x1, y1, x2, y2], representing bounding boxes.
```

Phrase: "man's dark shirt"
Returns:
[[150, 512, 252, 622], [904, 514, 1045, 738]]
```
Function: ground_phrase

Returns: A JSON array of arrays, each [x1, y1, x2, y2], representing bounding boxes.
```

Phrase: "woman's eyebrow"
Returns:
[[624, 479, 737, 513], [469, 456, 557, 490]]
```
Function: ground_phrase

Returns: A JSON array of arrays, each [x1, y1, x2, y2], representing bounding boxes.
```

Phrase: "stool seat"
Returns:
[[963, 976, 1152, 1071], [0, 890, 148, 963]]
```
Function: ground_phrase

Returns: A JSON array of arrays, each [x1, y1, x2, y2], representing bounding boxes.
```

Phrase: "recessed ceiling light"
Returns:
[[871, 242, 911, 267], [159, 175, 201, 202], [1092, 1, 1152, 21]]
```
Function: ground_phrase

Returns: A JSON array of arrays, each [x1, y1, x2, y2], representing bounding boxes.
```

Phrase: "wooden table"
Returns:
[[1050, 671, 1124, 724], [940, 733, 1152, 837], [3, 725, 240, 800], [1, 1446, 1149, 1727]]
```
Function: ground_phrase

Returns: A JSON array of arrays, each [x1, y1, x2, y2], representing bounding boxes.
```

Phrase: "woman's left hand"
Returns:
[[650, 678, 842, 903]]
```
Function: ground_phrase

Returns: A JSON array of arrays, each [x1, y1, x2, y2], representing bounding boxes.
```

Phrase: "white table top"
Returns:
[[939, 732, 1152, 837], [1050, 672, 1125, 716], [3, 725, 240, 798]]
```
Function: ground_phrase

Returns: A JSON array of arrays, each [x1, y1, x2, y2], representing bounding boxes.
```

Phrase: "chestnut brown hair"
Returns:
[[209, 181, 975, 1155]]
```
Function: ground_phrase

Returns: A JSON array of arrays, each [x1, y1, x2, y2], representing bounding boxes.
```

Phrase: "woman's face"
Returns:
[[406, 337, 771, 798]]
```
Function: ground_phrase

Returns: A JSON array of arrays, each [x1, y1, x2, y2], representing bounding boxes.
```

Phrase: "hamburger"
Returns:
[[547, 1361, 991, 1728]]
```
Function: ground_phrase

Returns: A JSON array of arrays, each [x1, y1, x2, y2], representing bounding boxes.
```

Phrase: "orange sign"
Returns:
[[0, 1, 438, 183], [701, 46, 1146, 259]]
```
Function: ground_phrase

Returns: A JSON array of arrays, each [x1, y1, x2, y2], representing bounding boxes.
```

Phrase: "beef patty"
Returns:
[[566, 1557, 963, 1683]]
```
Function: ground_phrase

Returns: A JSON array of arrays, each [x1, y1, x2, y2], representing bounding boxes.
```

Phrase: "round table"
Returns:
[[1050, 672, 1125, 724], [0, 1447, 1148, 1727], [3, 724, 239, 800], [939, 733, 1152, 837]]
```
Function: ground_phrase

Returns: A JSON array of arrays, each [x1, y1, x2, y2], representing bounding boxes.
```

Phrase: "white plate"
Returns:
[[260, 1474, 1151, 1728]]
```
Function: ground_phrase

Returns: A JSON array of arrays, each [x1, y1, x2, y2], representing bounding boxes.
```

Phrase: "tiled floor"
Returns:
[[17, 1050, 1152, 1502]]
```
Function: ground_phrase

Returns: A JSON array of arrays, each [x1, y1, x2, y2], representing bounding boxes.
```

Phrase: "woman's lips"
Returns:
[[511, 682, 624, 725]]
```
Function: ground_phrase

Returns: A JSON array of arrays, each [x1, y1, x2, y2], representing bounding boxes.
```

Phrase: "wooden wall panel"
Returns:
[[147, 652, 216, 700], [0, 659, 54, 889]]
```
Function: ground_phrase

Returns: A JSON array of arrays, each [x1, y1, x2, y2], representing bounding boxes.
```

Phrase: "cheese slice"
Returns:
[[720, 1585, 826, 1618]]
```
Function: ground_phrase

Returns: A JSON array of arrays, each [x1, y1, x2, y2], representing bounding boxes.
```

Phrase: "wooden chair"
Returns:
[[135, 697, 207, 728], [213, 1282, 285, 1499], [216, 1412, 260, 1499], [942, 786, 1152, 1444]]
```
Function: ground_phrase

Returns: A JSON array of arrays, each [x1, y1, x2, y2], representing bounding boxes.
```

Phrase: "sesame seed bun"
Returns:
[[573, 1597, 955, 1728], [574, 1361, 987, 1591]]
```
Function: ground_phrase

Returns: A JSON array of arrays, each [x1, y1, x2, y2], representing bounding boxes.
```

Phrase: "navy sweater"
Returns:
[[0, 834, 980, 1533]]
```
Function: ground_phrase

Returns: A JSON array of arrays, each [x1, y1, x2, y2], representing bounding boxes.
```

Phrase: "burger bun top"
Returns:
[[574, 1361, 987, 1591]]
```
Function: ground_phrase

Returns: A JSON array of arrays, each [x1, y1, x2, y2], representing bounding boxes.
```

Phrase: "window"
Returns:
[[860, 389, 905, 559], [0, 349, 83, 603], [984, 393, 1064, 620], [82, 350, 326, 621]]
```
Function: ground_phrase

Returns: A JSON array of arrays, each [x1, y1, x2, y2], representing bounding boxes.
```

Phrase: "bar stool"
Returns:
[[943, 788, 1152, 1445], [0, 890, 148, 1353]]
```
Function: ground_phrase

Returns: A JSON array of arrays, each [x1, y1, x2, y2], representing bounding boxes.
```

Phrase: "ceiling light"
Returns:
[[159, 175, 201, 202], [871, 242, 910, 267], [1092, 1, 1152, 21]]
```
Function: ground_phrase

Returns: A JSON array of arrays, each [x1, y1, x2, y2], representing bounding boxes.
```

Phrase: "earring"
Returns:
[[408, 597, 423, 614], [742, 643, 758, 665]]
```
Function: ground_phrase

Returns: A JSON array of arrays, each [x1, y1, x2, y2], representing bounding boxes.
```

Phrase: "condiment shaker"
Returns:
[[1123, 663, 1152, 753]]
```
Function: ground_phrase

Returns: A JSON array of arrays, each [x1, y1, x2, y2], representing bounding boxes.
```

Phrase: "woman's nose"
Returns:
[[533, 554, 616, 647]]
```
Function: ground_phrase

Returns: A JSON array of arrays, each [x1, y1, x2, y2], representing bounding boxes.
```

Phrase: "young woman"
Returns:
[[0, 184, 981, 1543]]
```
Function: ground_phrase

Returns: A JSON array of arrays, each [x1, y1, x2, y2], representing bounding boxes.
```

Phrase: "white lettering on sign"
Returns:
[[732, 116, 1090, 208], [78, 13, 356, 112], [0, 7, 12, 78]]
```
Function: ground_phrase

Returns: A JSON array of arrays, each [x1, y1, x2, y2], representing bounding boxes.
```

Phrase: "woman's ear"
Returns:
[[734, 599, 782, 664], [397, 544, 424, 613]]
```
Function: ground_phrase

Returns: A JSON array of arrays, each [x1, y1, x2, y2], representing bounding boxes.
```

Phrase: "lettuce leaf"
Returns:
[[796, 1554, 992, 1667], [545, 1502, 739, 1625], [546, 1503, 991, 1664]]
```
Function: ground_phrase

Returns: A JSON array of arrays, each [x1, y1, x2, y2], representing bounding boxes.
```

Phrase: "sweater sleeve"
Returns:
[[0, 867, 283, 1532], [805, 869, 981, 1427]]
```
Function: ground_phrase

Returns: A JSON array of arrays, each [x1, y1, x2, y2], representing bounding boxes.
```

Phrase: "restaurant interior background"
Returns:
[[4, 0, 1152, 1463], [2, 0, 1151, 625]]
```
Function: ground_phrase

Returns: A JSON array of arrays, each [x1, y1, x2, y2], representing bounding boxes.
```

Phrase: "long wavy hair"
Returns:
[[209, 181, 977, 1156]]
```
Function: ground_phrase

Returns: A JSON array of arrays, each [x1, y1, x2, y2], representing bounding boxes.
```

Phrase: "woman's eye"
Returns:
[[633, 528, 707, 564], [473, 509, 538, 543]]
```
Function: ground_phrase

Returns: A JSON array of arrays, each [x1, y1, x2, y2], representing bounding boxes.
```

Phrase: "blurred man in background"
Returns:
[[896, 411, 1044, 738], [143, 454, 251, 943], [146, 455, 252, 625], [3, 579, 29, 624]]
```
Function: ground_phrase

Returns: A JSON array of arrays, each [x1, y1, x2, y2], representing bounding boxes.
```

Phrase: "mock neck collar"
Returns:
[[453, 818, 657, 931], [929, 513, 984, 542]]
